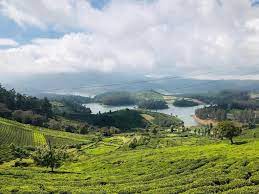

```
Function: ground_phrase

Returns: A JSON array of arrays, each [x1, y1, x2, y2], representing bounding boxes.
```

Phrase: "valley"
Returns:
[[0, 87, 258, 193]]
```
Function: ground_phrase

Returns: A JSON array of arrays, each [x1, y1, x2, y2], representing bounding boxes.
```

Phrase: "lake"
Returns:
[[83, 103, 205, 126]]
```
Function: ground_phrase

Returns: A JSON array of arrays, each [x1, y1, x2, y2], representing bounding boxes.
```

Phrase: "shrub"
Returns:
[[33, 142, 68, 172]]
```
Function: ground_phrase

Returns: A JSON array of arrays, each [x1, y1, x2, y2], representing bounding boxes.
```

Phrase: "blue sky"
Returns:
[[0, 0, 110, 44], [90, 0, 110, 9], [251, 0, 259, 6], [0, 0, 259, 80], [0, 15, 66, 45]]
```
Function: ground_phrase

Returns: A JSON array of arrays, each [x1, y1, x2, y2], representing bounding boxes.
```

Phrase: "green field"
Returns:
[[0, 117, 258, 193], [0, 117, 92, 162]]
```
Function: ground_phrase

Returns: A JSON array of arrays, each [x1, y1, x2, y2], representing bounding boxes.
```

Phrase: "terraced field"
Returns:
[[0, 118, 91, 162], [0, 124, 258, 193]]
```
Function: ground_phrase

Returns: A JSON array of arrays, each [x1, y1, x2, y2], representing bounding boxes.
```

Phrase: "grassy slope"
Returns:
[[0, 117, 92, 162], [0, 127, 258, 193]]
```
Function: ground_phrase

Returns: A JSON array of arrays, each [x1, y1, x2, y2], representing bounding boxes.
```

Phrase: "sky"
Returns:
[[0, 0, 259, 81]]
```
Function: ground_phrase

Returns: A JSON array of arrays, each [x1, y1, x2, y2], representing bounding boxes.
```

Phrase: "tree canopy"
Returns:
[[214, 121, 242, 144], [0, 84, 53, 125]]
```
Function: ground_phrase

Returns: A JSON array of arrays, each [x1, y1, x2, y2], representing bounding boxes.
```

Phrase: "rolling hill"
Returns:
[[0, 117, 92, 163], [0, 117, 258, 193]]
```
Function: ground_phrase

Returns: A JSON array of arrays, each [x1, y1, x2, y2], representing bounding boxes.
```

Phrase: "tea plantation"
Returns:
[[0, 118, 258, 193], [0, 117, 91, 163]]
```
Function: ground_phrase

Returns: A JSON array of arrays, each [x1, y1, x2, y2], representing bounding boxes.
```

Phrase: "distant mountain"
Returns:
[[3, 72, 259, 96]]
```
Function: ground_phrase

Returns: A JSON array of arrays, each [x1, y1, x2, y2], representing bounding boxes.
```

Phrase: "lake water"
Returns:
[[84, 103, 205, 126]]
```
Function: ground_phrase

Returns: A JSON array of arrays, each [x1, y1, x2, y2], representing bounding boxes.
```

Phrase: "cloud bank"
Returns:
[[0, 0, 259, 79]]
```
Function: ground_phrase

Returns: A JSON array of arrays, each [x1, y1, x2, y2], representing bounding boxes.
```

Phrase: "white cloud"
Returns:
[[0, 38, 18, 47], [0, 0, 259, 79], [0, 33, 154, 74]]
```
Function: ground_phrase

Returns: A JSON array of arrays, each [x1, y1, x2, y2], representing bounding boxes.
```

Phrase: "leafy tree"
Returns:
[[11, 144, 30, 161], [33, 141, 68, 172], [79, 124, 90, 134], [215, 121, 242, 144]]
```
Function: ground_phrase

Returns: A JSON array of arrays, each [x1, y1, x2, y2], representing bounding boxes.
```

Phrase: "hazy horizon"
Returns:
[[0, 0, 259, 84]]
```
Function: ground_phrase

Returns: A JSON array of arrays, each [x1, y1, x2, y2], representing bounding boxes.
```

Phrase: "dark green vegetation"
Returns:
[[214, 121, 242, 144], [51, 99, 91, 116], [138, 99, 168, 110], [194, 90, 259, 127], [0, 84, 96, 134], [41, 94, 92, 119], [0, 116, 258, 193], [188, 90, 259, 109], [173, 98, 199, 107], [45, 93, 92, 105], [69, 109, 182, 131], [93, 90, 169, 109], [85, 109, 148, 131], [94, 91, 135, 106], [195, 106, 228, 121], [142, 111, 183, 128], [0, 85, 52, 126]]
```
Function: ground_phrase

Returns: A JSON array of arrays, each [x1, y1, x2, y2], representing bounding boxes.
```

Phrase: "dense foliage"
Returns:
[[195, 105, 257, 125], [46, 94, 92, 105], [69, 109, 148, 131], [94, 90, 166, 107], [213, 121, 242, 144], [94, 91, 135, 106], [33, 143, 68, 172], [173, 98, 199, 107], [195, 106, 227, 121], [143, 111, 183, 128], [0, 85, 52, 126], [138, 99, 168, 110], [187, 90, 259, 109], [51, 99, 91, 115]]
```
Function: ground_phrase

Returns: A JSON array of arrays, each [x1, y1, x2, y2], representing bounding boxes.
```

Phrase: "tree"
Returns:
[[11, 144, 30, 161], [79, 124, 90, 134], [215, 121, 242, 144], [41, 97, 53, 118], [33, 141, 68, 172]]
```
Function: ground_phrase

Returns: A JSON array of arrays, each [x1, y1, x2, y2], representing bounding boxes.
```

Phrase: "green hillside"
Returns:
[[0, 118, 92, 163], [93, 90, 166, 108], [0, 119, 258, 193]]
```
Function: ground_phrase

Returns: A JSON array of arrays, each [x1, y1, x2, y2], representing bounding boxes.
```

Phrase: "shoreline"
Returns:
[[192, 115, 218, 126]]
